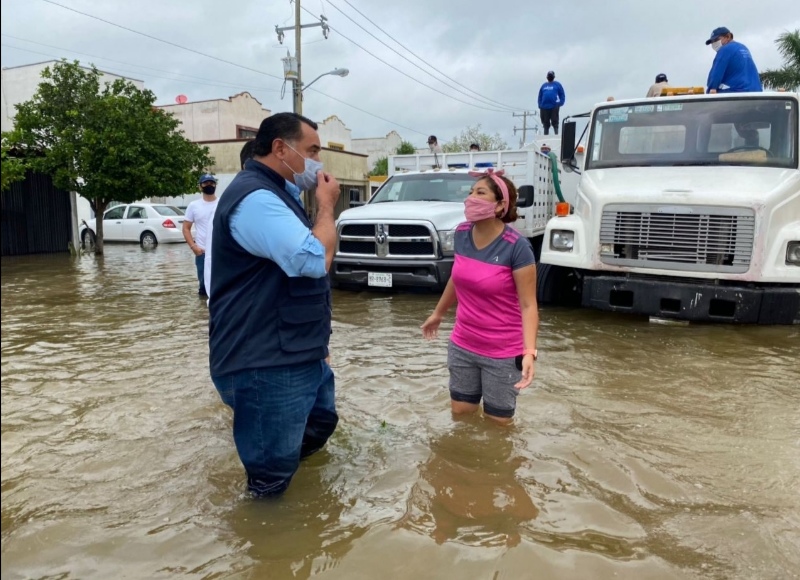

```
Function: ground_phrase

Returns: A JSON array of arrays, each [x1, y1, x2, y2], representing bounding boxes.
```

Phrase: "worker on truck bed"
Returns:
[[705, 26, 762, 94]]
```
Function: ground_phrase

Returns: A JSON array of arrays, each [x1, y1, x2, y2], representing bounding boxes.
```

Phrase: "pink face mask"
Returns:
[[464, 197, 500, 222]]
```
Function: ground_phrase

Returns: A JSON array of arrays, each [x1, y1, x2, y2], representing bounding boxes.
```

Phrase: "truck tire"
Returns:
[[536, 263, 581, 306]]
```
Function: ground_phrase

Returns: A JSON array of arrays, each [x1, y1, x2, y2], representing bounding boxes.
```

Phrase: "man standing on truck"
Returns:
[[538, 71, 565, 136], [646, 73, 670, 97], [705, 26, 762, 94]]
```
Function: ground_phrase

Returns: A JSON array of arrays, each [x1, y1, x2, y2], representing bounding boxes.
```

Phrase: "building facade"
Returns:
[[352, 130, 404, 171], [156, 92, 271, 142]]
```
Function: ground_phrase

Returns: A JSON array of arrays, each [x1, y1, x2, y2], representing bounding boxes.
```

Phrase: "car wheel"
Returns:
[[81, 229, 96, 249], [140, 231, 158, 248]]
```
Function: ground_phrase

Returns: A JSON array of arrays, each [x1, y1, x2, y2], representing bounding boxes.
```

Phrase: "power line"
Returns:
[[38, 0, 285, 82], [299, 5, 511, 113], [325, 0, 518, 112], [0, 42, 280, 95], [337, 0, 524, 112], [1, 35, 280, 91], [1, 41, 426, 136], [28, 0, 427, 135]]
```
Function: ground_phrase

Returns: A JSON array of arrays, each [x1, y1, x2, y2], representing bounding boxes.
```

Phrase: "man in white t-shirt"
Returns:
[[183, 173, 219, 298]]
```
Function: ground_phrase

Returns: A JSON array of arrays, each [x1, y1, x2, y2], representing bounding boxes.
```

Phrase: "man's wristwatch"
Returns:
[[523, 349, 538, 361]]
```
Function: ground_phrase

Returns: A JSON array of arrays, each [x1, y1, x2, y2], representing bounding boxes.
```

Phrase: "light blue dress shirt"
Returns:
[[229, 180, 327, 279]]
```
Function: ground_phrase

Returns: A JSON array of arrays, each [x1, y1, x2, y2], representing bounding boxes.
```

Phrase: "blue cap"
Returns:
[[705, 26, 730, 45], [655, 73, 668, 83], [198, 173, 217, 185]]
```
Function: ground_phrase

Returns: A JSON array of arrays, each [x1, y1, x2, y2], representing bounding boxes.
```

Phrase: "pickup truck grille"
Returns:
[[600, 204, 755, 273], [338, 222, 437, 258]]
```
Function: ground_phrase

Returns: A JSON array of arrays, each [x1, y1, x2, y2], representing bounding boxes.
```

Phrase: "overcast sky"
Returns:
[[2, 0, 798, 149]]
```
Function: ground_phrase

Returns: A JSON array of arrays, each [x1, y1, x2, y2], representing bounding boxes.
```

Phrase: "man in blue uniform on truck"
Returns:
[[705, 26, 763, 94]]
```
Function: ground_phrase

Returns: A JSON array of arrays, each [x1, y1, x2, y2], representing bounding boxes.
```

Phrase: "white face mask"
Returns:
[[282, 143, 323, 191], [711, 40, 722, 52]]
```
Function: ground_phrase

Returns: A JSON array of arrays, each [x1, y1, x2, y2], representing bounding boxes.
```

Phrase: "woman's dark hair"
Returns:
[[252, 112, 318, 157], [480, 175, 518, 223]]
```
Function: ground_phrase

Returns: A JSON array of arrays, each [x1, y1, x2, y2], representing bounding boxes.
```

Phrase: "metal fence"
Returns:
[[1, 171, 73, 256]]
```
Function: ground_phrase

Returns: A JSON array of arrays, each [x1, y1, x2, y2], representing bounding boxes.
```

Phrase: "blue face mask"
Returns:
[[283, 143, 323, 191]]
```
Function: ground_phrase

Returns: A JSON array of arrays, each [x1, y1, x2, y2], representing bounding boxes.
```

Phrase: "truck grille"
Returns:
[[338, 222, 437, 258], [600, 204, 755, 273]]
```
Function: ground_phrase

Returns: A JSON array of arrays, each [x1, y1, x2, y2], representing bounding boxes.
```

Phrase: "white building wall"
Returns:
[[352, 130, 403, 169], [317, 115, 352, 150], [157, 92, 270, 141], [1, 60, 144, 133]]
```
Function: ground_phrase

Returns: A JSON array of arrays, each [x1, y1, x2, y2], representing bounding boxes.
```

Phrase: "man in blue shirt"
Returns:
[[537, 71, 566, 136], [705, 26, 763, 94], [208, 112, 341, 497]]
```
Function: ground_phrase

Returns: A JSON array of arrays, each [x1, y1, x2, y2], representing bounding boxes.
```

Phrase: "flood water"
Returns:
[[2, 244, 798, 580]]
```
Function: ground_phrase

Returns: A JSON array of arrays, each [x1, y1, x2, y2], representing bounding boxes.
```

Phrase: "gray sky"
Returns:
[[2, 0, 798, 148]]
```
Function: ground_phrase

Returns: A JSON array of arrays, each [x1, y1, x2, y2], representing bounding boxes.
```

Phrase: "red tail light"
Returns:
[[162, 219, 176, 228]]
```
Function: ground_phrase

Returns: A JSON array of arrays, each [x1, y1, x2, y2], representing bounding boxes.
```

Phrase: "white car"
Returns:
[[80, 203, 187, 247]]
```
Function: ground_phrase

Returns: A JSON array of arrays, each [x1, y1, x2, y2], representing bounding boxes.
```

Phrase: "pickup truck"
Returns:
[[331, 148, 565, 291]]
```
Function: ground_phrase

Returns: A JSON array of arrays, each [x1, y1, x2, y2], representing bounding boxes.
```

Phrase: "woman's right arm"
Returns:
[[421, 277, 457, 339]]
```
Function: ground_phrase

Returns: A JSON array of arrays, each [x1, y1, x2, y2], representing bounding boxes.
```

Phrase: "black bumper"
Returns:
[[581, 274, 800, 324], [332, 257, 453, 291]]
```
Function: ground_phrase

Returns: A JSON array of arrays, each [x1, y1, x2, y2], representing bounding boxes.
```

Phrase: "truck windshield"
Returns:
[[585, 96, 798, 170], [370, 173, 477, 204]]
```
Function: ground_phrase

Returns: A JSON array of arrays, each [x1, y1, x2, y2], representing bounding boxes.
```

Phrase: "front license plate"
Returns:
[[368, 272, 392, 287]]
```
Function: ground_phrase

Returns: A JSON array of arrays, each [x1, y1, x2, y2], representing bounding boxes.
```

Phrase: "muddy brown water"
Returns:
[[2, 244, 798, 580]]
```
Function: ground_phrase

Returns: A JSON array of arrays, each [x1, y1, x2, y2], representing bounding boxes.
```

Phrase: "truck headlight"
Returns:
[[787, 241, 800, 265], [438, 229, 456, 255], [550, 230, 574, 251]]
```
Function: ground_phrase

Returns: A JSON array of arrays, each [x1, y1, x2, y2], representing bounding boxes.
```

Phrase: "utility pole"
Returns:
[[294, 0, 302, 115], [275, 1, 329, 115], [513, 111, 535, 148]]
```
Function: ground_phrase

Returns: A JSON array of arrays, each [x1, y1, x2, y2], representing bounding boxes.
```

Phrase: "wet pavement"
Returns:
[[2, 244, 799, 579]]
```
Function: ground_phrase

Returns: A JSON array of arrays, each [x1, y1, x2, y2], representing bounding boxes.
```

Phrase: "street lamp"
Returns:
[[294, 68, 349, 114]]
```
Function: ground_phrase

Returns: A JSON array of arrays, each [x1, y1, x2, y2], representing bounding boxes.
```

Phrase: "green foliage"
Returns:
[[395, 140, 416, 155], [370, 156, 388, 176], [441, 124, 508, 153], [1, 136, 27, 191], [760, 29, 800, 91], [5, 60, 213, 253]]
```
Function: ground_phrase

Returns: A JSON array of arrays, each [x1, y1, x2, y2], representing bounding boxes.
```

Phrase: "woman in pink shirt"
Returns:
[[421, 169, 540, 424]]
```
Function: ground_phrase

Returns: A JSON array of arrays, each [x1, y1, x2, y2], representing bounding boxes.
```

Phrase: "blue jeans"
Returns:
[[195, 254, 206, 296], [212, 361, 337, 497]]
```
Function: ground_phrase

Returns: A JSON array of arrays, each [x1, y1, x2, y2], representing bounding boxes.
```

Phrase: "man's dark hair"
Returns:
[[239, 139, 256, 169], [253, 112, 318, 157]]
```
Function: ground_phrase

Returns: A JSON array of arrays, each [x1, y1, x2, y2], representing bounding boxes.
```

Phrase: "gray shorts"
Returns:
[[447, 341, 520, 418]]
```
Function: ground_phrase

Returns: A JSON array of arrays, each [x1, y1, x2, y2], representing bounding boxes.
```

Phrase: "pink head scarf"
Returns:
[[468, 168, 509, 217]]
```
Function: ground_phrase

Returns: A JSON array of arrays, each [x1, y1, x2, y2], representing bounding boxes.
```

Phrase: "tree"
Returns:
[[6, 60, 213, 254], [760, 29, 800, 91], [396, 140, 416, 154], [0, 137, 27, 191], [370, 156, 388, 176], [369, 141, 418, 176], [441, 124, 508, 153]]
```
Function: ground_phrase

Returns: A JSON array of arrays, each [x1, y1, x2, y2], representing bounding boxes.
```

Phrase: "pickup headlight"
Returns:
[[550, 230, 574, 252], [787, 241, 800, 265], [438, 229, 456, 255]]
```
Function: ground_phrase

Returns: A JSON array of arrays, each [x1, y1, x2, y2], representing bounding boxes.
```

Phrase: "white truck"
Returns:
[[539, 91, 800, 324], [331, 148, 565, 291]]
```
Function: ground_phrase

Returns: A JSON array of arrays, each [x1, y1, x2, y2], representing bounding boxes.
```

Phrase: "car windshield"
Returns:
[[152, 205, 185, 216], [586, 96, 798, 170], [369, 173, 477, 204]]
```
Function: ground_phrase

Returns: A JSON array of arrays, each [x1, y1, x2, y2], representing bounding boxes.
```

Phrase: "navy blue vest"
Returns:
[[208, 159, 331, 377]]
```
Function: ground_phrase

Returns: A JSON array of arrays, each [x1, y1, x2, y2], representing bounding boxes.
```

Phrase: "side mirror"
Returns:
[[517, 185, 534, 208], [560, 121, 576, 166]]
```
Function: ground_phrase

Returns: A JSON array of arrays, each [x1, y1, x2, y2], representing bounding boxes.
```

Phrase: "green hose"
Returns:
[[547, 151, 565, 203]]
